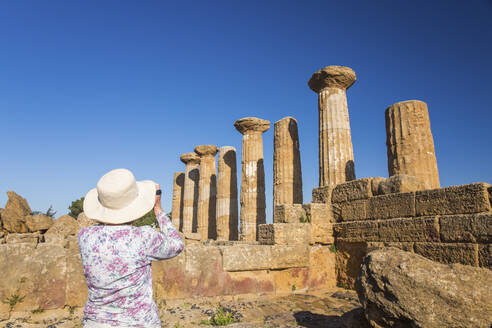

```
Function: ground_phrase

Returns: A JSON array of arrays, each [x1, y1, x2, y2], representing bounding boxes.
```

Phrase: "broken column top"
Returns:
[[308, 65, 356, 93], [194, 145, 219, 156], [386, 99, 426, 110], [180, 152, 200, 164], [234, 117, 270, 134], [274, 116, 298, 125]]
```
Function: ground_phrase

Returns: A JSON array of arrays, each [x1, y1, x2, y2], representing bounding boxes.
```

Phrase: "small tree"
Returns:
[[31, 205, 57, 218], [132, 210, 157, 227], [68, 197, 84, 219]]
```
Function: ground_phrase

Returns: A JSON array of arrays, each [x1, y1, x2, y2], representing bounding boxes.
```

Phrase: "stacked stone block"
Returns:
[[216, 146, 239, 241], [171, 172, 185, 230], [180, 152, 200, 234], [320, 178, 492, 288]]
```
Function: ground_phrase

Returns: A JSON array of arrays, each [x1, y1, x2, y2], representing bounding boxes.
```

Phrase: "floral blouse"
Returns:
[[78, 211, 184, 327]]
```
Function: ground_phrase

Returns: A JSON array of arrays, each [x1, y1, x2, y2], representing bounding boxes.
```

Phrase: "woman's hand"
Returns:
[[154, 183, 163, 216]]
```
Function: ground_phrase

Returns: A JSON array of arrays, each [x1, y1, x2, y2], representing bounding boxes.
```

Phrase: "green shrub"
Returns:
[[32, 205, 57, 218], [200, 306, 238, 326], [329, 244, 337, 253], [68, 197, 84, 219], [132, 210, 157, 227], [3, 294, 25, 310], [31, 306, 44, 314]]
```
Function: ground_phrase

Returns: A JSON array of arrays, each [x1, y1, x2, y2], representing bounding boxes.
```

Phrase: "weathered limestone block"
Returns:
[[258, 223, 311, 245], [312, 185, 334, 204], [332, 178, 373, 203], [439, 213, 492, 243], [335, 241, 368, 289], [385, 100, 440, 190], [216, 146, 238, 241], [273, 267, 309, 293], [479, 244, 491, 268], [77, 212, 97, 231], [0, 243, 67, 311], [308, 245, 337, 290], [271, 245, 309, 269], [180, 152, 200, 234], [333, 199, 369, 222], [356, 248, 492, 328], [171, 172, 184, 231], [377, 217, 440, 242], [368, 192, 415, 220], [273, 204, 306, 223], [416, 183, 492, 216], [308, 66, 357, 186], [44, 214, 78, 245], [303, 203, 334, 244], [25, 214, 53, 232], [226, 270, 274, 295], [5, 232, 40, 244], [195, 145, 219, 241], [65, 247, 87, 307], [222, 245, 272, 271], [2, 191, 31, 232], [376, 174, 423, 195], [273, 117, 303, 208], [366, 241, 415, 252], [152, 251, 188, 299], [414, 242, 478, 266], [370, 177, 386, 196], [234, 117, 270, 241], [334, 220, 379, 242]]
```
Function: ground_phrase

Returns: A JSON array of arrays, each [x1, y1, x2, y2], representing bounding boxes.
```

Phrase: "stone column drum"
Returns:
[[171, 172, 185, 231], [273, 117, 303, 209], [195, 145, 219, 240], [385, 100, 440, 190], [234, 117, 270, 241], [180, 153, 200, 234], [308, 65, 357, 186], [216, 146, 239, 240]]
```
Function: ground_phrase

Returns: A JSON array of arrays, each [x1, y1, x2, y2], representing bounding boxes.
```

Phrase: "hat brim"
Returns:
[[83, 180, 156, 224]]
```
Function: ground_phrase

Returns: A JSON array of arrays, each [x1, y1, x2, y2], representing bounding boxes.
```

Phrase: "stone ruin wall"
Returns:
[[0, 64, 491, 318]]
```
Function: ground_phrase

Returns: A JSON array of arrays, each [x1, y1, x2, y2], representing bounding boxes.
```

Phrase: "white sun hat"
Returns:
[[83, 168, 156, 224]]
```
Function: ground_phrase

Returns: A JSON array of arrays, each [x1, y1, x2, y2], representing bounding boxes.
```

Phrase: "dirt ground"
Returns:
[[1, 288, 369, 328]]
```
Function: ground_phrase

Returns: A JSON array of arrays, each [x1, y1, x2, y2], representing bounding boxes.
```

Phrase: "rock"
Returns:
[[44, 215, 78, 245], [2, 191, 31, 232], [76, 212, 97, 231], [25, 214, 53, 232], [356, 247, 492, 328], [5, 232, 40, 244], [378, 174, 423, 194]]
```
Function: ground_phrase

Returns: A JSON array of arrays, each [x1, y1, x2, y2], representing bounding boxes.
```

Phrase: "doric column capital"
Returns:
[[194, 145, 219, 157], [308, 65, 356, 93], [234, 117, 270, 134], [180, 152, 200, 164]]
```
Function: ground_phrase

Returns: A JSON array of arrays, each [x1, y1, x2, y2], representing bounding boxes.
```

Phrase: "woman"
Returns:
[[78, 168, 184, 327]]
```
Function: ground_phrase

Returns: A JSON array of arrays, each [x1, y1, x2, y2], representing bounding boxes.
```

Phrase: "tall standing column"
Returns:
[[234, 117, 270, 241], [171, 172, 185, 231], [385, 100, 440, 190], [273, 116, 303, 209], [180, 153, 200, 234], [216, 146, 238, 241], [308, 65, 357, 186], [195, 145, 218, 241]]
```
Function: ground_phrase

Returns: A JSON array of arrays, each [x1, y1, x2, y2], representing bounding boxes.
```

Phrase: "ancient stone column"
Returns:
[[180, 153, 200, 234], [385, 100, 440, 190], [273, 117, 303, 209], [171, 172, 184, 231], [308, 65, 357, 186], [234, 117, 270, 241], [195, 145, 218, 240], [216, 146, 239, 241]]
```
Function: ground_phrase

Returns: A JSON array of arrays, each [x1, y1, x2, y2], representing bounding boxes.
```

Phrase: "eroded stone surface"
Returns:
[[216, 146, 238, 241], [386, 100, 440, 190], [2, 191, 31, 232], [25, 214, 53, 232], [180, 152, 201, 234], [356, 247, 492, 328], [273, 117, 303, 208], [195, 145, 218, 240], [308, 65, 357, 92]]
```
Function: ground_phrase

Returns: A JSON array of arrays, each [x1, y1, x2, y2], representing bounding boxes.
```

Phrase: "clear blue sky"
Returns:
[[1, 0, 491, 220]]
